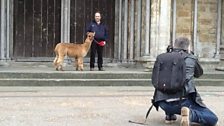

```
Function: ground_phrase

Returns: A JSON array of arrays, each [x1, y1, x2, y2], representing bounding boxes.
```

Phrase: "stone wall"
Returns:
[[198, 0, 217, 43], [176, 0, 218, 59], [176, 0, 193, 40], [198, 0, 217, 58]]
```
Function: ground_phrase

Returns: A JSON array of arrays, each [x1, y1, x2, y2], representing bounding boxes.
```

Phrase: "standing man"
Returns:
[[86, 11, 108, 71], [152, 37, 218, 126]]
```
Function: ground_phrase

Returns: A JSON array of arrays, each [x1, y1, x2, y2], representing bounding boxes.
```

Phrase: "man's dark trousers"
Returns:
[[90, 42, 103, 69]]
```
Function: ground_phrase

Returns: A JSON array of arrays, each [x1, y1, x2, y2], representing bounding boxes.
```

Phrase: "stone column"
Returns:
[[172, 0, 176, 46], [150, 0, 172, 58], [61, 0, 70, 43], [135, 0, 142, 60], [60, 0, 70, 64], [193, 0, 198, 55], [113, 0, 120, 62], [140, 0, 153, 62], [142, 0, 151, 59], [140, 0, 172, 71], [221, 0, 224, 60], [8, 0, 13, 59], [122, 0, 128, 62], [0, 0, 13, 61], [215, 0, 224, 71], [0, 0, 6, 60], [128, 0, 135, 61], [118, 0, 122, 61], [214, 0, 222, 59]]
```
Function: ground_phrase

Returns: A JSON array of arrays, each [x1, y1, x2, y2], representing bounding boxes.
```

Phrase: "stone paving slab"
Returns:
[[0, 86, 223, 126]]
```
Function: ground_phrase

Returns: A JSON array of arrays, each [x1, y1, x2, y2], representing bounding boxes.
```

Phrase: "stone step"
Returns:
[[199, 72, 224, 79], [0, 72, 223, 79], [0, 72, 149, 79], [0, 78, 224, 86], [0, 70, 224, 86], [0, 78, 149, 86]]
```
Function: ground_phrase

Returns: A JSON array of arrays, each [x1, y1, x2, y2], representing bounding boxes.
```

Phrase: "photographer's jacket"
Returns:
[[153, 49, 205, 108]]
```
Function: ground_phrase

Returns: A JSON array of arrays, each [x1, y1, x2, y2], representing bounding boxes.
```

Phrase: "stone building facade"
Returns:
[[114, 0, 223, 69]]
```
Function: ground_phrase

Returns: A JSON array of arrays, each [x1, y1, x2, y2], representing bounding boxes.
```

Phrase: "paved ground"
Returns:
[[0, 86, 223, 126]]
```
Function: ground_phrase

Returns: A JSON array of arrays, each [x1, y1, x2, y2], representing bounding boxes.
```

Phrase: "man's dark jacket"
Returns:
[[86, 20, 108, 42], [152, 49, 205, 109]]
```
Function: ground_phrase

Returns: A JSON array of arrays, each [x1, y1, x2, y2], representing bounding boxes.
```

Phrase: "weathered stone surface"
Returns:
[[0, 86, 223, 126], [176, 0, 192, 39], [177, 10, 190, 17], [175, 0, 218, 59]]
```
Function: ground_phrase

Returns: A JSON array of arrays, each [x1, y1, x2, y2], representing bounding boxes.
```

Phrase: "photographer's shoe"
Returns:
[[180, 107, 190, 126], [165, 115, 177, 124]]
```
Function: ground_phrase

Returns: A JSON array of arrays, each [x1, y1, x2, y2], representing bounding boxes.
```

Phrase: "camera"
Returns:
[[166, 45, 173, 53]]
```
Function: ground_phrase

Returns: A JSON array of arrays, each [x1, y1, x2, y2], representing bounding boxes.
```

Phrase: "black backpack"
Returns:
[[151, 50, 187, 94]]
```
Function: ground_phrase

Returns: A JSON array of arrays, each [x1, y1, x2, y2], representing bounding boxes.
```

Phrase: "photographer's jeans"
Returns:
[[158, 99, 218, 126]]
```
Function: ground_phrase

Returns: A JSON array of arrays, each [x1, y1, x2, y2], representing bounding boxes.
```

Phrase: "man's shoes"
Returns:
[[90, 68, 94, 71], [165, 115, 177, 124], [98, 67, 105, 71], [180, 107, 190, 126]]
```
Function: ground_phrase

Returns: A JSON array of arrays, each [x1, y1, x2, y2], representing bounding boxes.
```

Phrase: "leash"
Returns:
[[93, 39, 99, 44], [93, 39, 106, 46], [128, 120, 148, 125], [128, 104, 153, 125]]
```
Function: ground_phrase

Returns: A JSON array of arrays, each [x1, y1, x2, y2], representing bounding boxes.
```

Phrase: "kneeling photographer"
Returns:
[[151, 37, 218, 126]]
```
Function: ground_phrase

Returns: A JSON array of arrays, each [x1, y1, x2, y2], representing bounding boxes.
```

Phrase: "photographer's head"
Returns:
[[174, 37, 190, 51]]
